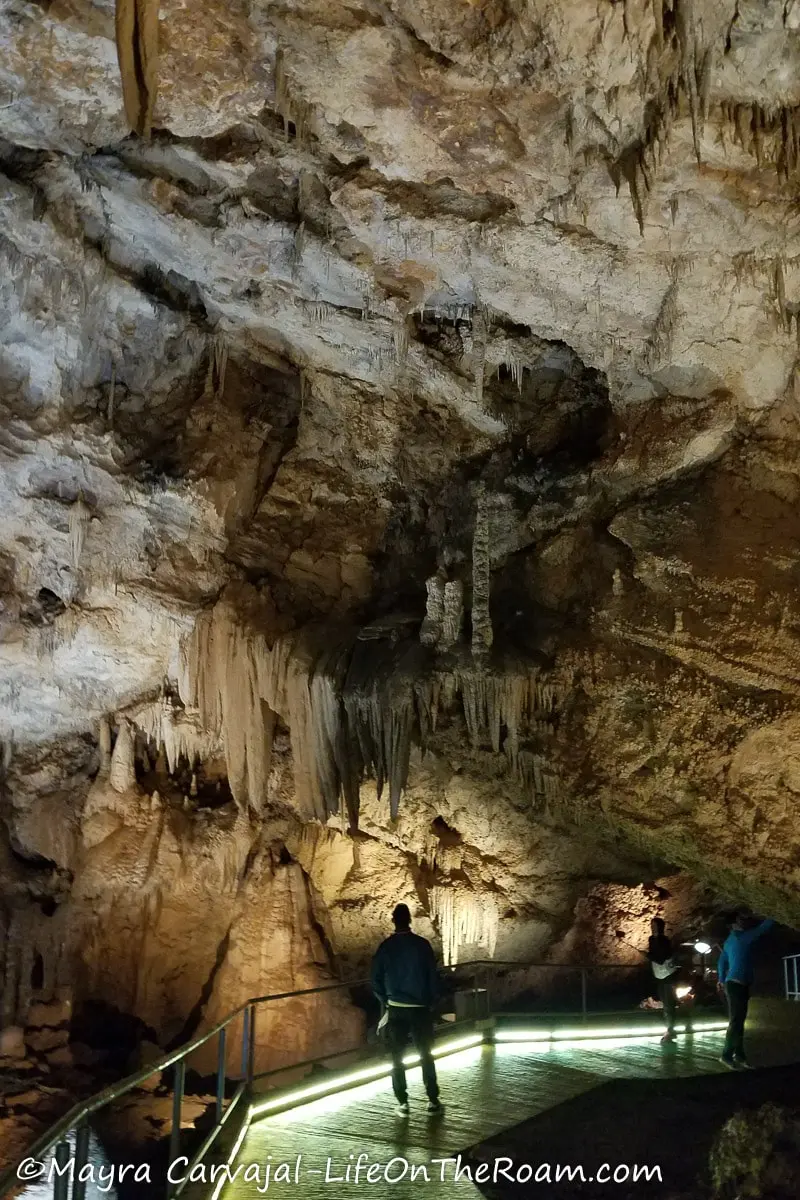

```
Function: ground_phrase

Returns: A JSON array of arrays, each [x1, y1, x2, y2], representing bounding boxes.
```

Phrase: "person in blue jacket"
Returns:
[[371, 903, 443, 1116], [717, 912, 774, 1068]]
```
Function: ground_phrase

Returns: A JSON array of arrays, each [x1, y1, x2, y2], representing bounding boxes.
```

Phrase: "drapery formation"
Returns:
[[429, 887, 499, 967], [115, 0, 159, 137], [177, 598, 569, 825]]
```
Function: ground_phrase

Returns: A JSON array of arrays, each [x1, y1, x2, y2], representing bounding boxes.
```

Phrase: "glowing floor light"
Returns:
[[494, 1019, 727, 1044], [248, 1033, 483, 1119], [210, 1113, 252, 1200]]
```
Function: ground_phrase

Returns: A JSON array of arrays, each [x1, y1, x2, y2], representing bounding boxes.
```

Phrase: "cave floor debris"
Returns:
[[225, 1001, 800, 1199]]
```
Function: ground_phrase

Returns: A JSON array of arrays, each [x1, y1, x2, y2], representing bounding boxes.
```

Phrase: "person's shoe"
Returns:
[[661, 1031, 677, 1044], [396, 1101, 409, 1116], [427, 1099, 444, 1114], [719, 1053, 737, 1069], [733, 1056, 753, 1069]]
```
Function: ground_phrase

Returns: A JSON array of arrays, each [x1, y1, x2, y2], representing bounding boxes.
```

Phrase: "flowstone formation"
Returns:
[[2, 0, 800, 1086]]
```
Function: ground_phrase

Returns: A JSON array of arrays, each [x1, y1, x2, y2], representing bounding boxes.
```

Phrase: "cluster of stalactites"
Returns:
[[415, 664, 565, 795], [608, 2, 800, 235], [178, 592, 569, 825], [429, 887, 499, 967], [126, 697, 222, 775]]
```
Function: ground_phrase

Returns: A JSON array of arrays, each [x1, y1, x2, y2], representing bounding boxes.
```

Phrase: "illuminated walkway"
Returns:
[[217, 1011, 798, 1200]]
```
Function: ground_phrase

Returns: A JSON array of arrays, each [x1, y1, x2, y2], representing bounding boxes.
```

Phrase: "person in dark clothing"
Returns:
[[370, 903, 443, 1116], [647, 917, 679, 1043], [717, 911, 774, 1068]]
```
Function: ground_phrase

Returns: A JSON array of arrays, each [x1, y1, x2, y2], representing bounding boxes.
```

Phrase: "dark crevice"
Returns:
[[8, 840, 59, 872], [388, 14, 457, 69], [341, 167, 516, 224], [166, 927, 232, 1051]]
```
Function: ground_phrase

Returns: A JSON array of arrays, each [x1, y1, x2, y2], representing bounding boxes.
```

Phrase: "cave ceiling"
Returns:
[[1, 0, 800, 926]]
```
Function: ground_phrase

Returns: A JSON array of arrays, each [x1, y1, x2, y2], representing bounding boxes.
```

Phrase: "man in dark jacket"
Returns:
[[371, 903, 443, 1116]]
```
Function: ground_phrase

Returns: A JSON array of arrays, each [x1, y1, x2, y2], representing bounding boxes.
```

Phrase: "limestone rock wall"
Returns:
[[2, 0, 800, 1062]]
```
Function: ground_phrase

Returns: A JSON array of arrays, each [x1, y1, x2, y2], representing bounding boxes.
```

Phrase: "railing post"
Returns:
[[247, 1003, 257, 1085], [53, 1140, 70, 1200], [72, 1122, 90, 1200], [580, 968, 588, 1019], [216, 1025, 227, 1124], [784, 956, 790, 1001], [240, 1005, 251, 1080], [167, 1059, 185, 1200], [794, 956, 799, 1001]]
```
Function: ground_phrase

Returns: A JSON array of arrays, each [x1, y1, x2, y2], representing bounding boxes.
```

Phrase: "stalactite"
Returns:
[[441, 581, 464, 650], [753, 107, 764, 167], [472, 309, 487, 406], [98, 717, 112, 776], [212, 334, 228, 401], [110, 717, 137, 793], [471, 492, 493, 660], [114, 0, 159, 138], [181, 596, 572, 826], [645, 275, 680, 368], [420, 572, 445, 646], [292, 222, 307, 273], [610, 146, 647, 235], [69, 493, 92, 570], [393, 318, 409, 365], [653, 0, 664, 47], [774, 258, 791, 331], [107, 362, 116, 427], [698, 47, 713, 122]]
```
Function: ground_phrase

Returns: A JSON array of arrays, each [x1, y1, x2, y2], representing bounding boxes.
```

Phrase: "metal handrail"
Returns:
[[0, 957, 645, 1199], [783, 953, 800, 1001]]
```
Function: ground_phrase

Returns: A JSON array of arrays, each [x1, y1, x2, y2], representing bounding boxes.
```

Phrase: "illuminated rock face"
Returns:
[[2, 0, 800, 1052]]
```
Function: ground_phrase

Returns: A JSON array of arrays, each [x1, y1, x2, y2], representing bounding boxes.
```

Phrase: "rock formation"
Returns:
[[2, 0, 800, 1090]]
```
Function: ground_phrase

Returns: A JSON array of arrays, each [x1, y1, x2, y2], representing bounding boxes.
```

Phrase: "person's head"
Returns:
[[392, 903, 411, 931], [651, 917, 665, 937], [729, 910, 748, 932]]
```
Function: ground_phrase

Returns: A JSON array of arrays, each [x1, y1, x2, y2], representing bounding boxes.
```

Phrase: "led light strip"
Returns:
[[248, 1034, 483, 1119], [210, 1113, 252, 1200], [494, 1020, 728, 1043]]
